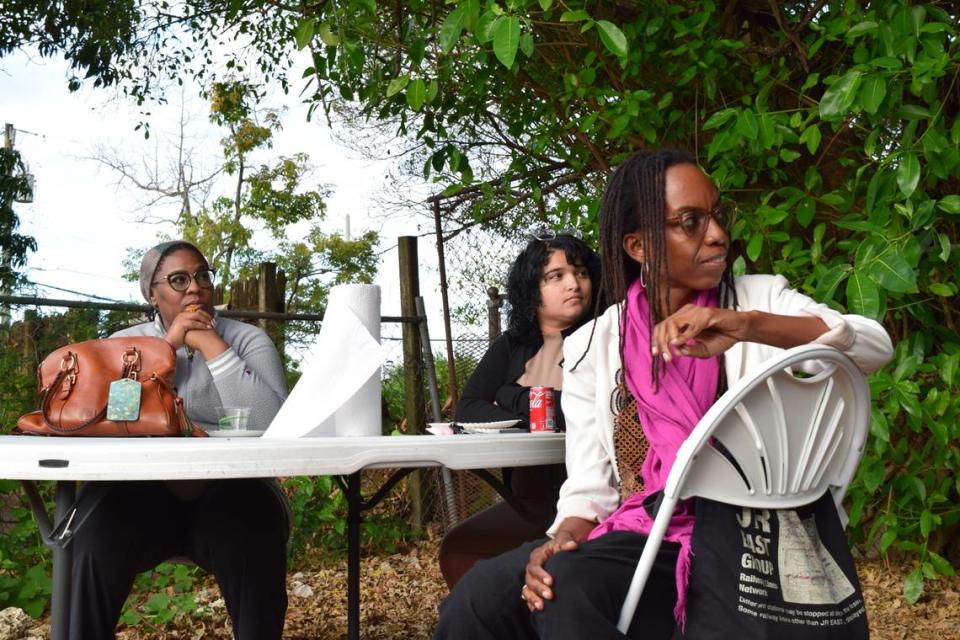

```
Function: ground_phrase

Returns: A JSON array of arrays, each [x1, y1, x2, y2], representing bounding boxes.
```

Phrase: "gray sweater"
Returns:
[[112, 315, 288, 431]]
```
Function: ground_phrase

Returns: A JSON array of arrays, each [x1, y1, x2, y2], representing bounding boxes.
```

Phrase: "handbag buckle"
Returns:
[[59, 353, 78, 396], [121, 348, 141, 381]]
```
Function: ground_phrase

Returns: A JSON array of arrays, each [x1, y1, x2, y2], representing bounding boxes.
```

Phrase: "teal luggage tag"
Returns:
[[106, 377, 142, 421]]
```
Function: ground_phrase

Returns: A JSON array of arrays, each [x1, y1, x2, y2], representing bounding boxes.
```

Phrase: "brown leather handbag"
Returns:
[[16, 336, 206, 437]]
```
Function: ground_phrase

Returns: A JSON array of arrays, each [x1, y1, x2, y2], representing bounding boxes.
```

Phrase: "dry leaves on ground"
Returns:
[[22, 537, 960, 639]]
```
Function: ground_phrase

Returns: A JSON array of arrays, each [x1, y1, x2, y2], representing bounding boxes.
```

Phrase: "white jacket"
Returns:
[[547, 274, 893, 536]]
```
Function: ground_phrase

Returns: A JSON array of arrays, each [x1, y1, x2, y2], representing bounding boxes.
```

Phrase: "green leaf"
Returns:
[[819, 70, 862, 119], [779, 148, 801, 162], [746, 234, 763, 261], [475, 10, 498, 43], [814, 264, 849, 302], [897, 153, 920, 198], [439, 7, 466, 53], [799, 125, 822, 154], [899, 104, 932, 120], [294, 18, 316, 50], [796, 198, 816, 227], [857, 75, 887, 114], [493, 16, 521, 69], [937, 195, 960, 214], [929, 282, 955, 297], [878, 528, 898, 553], [904, 568, 923, 604], [596, 20, 628, 58], [938, 233, 952, 262], [318, 23, 339, 46], [703, 108, 736, 130], [871, 56, 903, 69], [846, 271, 880, 318], [920, 510, 933, 538], [941, 353, 960, 387], [928, 551, 956, 577], [358, 0, 376, 12], [538, 0, 553, 10], [519, 32, 534, 58], [406, 79, 426, 111], [735, 110, 759, 140], [860, 457, 886, 493], [847, 20, 879, 39], [868, 249, 917, 293], [386, 75, 409, 98], [426, 79, 439, 104], [560, 10, 590, 22], [870, 411, 890, 442]]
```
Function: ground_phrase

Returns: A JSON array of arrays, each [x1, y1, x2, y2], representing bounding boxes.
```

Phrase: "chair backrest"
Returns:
[[617, 345, 871, 634], [665, 344, 871, 513]]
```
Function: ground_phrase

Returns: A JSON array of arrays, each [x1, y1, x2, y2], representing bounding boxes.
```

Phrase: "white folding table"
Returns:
[[0, 433, 565, 640]]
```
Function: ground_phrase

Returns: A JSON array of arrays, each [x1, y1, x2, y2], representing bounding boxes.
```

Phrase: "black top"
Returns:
[[455, 327, 578, 431]]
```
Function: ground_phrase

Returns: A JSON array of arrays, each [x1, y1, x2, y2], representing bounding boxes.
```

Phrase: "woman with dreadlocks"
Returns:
[[433, 149, 891, 639]]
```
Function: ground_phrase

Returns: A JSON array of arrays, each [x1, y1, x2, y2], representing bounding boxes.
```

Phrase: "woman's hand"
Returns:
[[522, 517, 595, 612], [652, 306, 749, 361], [164, 307, 215, 351]]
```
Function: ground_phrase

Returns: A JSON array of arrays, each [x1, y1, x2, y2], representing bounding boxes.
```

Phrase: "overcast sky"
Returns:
[[1, 49, 448, 346]]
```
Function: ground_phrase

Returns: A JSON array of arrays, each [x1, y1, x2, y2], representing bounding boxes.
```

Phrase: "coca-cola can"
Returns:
[[529, 386, 556, 433]]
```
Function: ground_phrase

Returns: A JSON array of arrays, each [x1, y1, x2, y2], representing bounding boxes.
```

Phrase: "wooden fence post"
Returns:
[[399, 236, 426, 531], [257, 262, 285, 354]]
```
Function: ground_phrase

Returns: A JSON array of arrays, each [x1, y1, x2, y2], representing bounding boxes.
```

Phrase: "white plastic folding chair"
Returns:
[[616, 344, 871, 633]]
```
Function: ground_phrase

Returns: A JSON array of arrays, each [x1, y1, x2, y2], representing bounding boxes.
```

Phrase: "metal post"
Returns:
[[346, 472, 362, 640], [50, 481, 76, 640], [432, 201, 459, 406], [416, 297, 459, 527], [487, 286, 503, 344]]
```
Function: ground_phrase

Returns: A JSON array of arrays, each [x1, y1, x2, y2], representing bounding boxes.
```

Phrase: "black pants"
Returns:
[[69, 479, 289, 640], [434, 530, 679, 640]]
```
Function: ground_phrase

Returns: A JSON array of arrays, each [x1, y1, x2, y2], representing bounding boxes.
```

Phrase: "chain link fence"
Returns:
[[422, 219, 534, 535]]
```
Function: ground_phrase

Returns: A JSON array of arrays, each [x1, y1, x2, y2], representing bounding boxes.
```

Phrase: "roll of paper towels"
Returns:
[[263, 284, 383, 438]]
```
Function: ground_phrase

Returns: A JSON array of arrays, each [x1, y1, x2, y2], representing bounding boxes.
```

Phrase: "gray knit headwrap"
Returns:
[[139, 240, 207, 303]]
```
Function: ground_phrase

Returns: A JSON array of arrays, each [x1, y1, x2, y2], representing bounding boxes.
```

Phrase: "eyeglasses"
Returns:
[[530, 227, 583, 241], [152, 268, 216, 292], [665, 201, 736, 238]]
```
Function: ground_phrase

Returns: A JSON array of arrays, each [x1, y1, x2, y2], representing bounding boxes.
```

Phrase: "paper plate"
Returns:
[[459, 420, 522, 432], [208, 429, 265, 438]]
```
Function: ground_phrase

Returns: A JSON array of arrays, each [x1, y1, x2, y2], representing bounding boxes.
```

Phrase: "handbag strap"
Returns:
[[40, 368, 108, 434]]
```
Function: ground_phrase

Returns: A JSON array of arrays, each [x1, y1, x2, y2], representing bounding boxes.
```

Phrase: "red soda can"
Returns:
[[529, 386, 556, 433]]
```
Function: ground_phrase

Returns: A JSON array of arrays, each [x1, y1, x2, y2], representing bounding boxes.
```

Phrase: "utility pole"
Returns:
[[1, 124, 17, 327]]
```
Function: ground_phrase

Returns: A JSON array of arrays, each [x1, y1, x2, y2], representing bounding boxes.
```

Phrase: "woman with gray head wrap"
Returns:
[[67, 240, 290, 640]]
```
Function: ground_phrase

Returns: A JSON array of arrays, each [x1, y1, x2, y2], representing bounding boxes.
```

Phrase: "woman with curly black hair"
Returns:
[[439, 233, 602, 588]]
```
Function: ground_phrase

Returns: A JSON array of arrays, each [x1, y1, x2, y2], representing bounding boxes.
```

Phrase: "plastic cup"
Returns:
[[217, 406, 251, 431]]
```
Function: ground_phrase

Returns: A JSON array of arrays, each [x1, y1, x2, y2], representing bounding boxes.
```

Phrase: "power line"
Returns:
[[25, 280, 131, 303]]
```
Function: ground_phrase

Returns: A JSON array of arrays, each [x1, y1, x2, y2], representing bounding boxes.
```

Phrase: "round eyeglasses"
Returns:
[[152, 268, 216, 292], [665, 201, 736, 238]]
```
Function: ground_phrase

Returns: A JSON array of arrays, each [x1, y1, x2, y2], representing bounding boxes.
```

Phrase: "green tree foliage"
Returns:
[[0, 148, 37, 291], [4, 0, 960, 601]]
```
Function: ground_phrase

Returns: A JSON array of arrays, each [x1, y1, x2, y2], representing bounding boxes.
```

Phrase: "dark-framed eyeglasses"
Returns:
[[665, 201, 736, 238], [152, 268, 216, 292], [530, 226, 584, 241]]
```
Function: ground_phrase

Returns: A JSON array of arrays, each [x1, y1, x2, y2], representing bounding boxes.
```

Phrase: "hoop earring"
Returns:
[[639, 263, 648, 288]]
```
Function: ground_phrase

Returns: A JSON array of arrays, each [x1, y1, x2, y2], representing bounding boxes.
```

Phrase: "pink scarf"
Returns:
[[588, 278, 719, 627]]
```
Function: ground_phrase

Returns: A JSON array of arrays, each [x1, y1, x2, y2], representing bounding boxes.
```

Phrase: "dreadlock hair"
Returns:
[[505, 234, 602, 344], [574, 149, 737, 389]]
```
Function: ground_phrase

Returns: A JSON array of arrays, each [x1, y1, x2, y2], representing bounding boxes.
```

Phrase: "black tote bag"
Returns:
[[682, 492, 868, 639]]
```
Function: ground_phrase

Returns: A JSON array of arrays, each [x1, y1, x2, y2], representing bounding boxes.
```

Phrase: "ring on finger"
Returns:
[[520, 585, 527, 601]]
